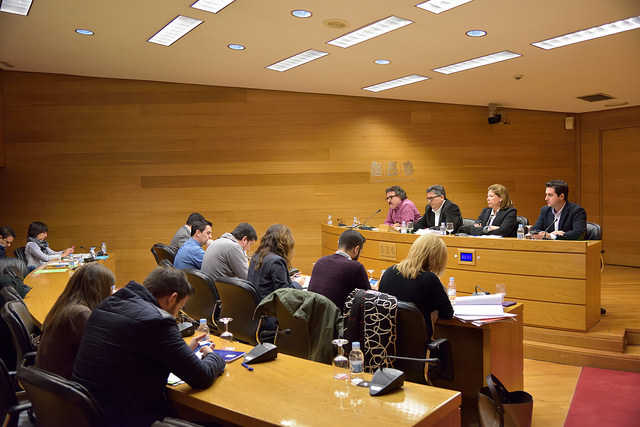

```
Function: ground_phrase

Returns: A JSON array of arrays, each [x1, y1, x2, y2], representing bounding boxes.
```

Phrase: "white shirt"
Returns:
[[548, 203, 565, 240], [433, 200, 447, 226]]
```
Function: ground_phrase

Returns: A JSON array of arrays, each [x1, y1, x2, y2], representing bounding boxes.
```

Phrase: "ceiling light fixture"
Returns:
[[363, 74, 429, 92], [433, 50, 521, 74], [374, 59, 391, 65], [75, 29, 94, 36], [266, 49, 328, 72], [228, 43, 245, 50], [466, 29, 486, 37], [416, 0, 472, 14], [532, 16, 640, 50], [327, 16, 412, 48], [148, 15, 203, 47], [291, 9, 312, 18], [0, 0, 33, 15], [191, 0, 235, 14]]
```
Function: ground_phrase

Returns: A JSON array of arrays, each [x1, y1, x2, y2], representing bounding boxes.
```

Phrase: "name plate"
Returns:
[[379, 242, 397, 260]]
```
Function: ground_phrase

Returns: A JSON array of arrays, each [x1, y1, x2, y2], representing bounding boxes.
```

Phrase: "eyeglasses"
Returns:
[[385, 194, 397, 200], [426, 196, 442, 201]]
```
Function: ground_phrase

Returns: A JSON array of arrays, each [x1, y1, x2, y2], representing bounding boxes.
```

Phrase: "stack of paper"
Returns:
[[453, 294, 517, 326]]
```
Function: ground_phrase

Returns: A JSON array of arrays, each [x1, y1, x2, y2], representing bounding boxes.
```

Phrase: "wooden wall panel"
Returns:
[[0, 71, 577, 283], [0, 71, 4, 167]]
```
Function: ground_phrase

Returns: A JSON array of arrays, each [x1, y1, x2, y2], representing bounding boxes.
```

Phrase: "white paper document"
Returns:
[[454, 294, 504, 305], [454, 304, 505, 316]]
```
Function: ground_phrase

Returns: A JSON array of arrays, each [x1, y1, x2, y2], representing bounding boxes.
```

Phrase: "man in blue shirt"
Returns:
[[173, 219, 212, 270]]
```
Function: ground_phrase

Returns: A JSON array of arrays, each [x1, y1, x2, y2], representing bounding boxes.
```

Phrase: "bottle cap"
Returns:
[[352, 342, 360, 350], [199, 318, 206, 324]]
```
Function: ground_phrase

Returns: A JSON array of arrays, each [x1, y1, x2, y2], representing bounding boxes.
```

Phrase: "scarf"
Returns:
[[28, 236, 49, 253]]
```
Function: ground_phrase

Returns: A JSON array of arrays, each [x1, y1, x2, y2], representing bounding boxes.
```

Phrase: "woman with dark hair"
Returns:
[[25, 221, 74, 268], [247, 224, 303, 300], [0, 258, 31, 298], [463, 184, 517, 237], [36, 263, 115, 378]]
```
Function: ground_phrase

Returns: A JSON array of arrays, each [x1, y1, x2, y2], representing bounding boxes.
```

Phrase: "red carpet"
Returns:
[[564, 367, 640, 427]]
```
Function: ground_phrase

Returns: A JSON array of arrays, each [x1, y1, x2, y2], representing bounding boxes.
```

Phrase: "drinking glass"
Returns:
[[446, 222, 454, 235], [496, 283, 506, 296], [219, 317, 234, 349], [332, 339, 350, 381], [407, 221, 414, 233]]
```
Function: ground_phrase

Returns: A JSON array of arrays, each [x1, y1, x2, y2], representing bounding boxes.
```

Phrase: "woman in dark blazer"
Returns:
[[468, 184, 517, 237]]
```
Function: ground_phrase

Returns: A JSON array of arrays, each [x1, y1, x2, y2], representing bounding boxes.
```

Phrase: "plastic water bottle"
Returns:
[[447, 277, 456, 304], [517, 224, 525, 240], [353, 216, 358, 227], [89, 247, 96, 258], [349, 342, 364, 384], [401, 221, 407, 234], [196, 318, 209, 337], [101, 242, 107, 254], [440, 222, 446, 235], [328, 215, 333, 225]]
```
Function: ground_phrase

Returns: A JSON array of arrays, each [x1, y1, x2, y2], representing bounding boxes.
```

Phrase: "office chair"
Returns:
[[1, 301, 41, 366], [1, 286, 23, 304], [214, 277, 262, 345], [585, 222, 606, 313], [516, 216, 529, 227], [0, 357, 32, 427], [13, 247, 27, 265], [182, 269, 221, 332], [151, 417, 204, 427], [150, 244, 177, 266]]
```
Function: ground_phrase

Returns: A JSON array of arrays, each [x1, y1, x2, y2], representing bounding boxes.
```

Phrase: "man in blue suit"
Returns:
[[531, 180, 586, 240]]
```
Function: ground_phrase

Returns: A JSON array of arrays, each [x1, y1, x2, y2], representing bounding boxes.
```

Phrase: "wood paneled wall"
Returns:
[[0, 71, 577, 283], [0, 71, 5, 167]]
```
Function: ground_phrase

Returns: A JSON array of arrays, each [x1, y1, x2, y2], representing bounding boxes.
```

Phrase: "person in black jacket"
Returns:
[[379, 234, 453, 341], [531, 180, 586, 240], [72, 267, 226, 427], [413, 185, 463, 233], [463, 184, 517, 237]]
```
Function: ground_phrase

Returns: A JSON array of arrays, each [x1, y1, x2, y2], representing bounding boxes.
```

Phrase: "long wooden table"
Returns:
[[23, 255, 462, 427], [321, 224, 601, 332]]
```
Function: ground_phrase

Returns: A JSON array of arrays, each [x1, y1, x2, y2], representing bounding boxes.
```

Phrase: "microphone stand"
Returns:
[[356, 209, 382, 229]]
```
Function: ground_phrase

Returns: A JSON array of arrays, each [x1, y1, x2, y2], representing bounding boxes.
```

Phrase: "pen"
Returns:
[[241, 362, 254, 372]]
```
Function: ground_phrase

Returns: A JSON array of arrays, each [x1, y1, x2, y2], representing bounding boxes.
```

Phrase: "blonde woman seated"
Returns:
[[37, 263, 115, 378], [379, 234, 453, 341], [463, 184, 517, 237]]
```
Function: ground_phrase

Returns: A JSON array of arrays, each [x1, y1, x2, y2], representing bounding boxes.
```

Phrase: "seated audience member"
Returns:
[[531, 180, 586, 240], [0, 258, 31, 299], [379, 234, 453, 341], [24, 221, 73, 269], [413, 185, 463, 232], [169, 212, 206, 250], [37, 263, 115, 379], [173, 219, 212, 270], [309, 229, 370, 311], [73, 267, 226, 427], [201, 222, 257, 281], [248, 224, 303, 300], [0, 226, 16, 258], [462, 184, 517, 237], [384, 185, 421, 226]]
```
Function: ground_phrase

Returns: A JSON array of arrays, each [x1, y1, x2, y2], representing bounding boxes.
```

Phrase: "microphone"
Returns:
[[536, 217, 559, 239], [386, 355, 440, 363], [356, 208, 382, 230]]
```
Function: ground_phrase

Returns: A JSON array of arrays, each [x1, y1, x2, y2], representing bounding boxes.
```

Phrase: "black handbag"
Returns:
[[478, 374, 533, 427]]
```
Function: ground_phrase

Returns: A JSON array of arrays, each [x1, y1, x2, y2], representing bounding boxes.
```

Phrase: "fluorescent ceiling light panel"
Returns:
[[532, 16, 640, 50], [433, 50, 521, 74], [191, 0, 235, 14], [266, 49, 328, 72], [363, 74, 429, 93], [0, 0, 33, 15], [327, 16, 413, 48], [416, 0, 472, 14], [148, 15, 203, 47]]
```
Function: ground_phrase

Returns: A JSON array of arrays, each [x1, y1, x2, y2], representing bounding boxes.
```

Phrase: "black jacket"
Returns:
[[414, 200, 463, 233], [72, 281, 225, 427], [462, 207, 518, 237], [531, 202, 586, 240], [248, 252, 301, 301]]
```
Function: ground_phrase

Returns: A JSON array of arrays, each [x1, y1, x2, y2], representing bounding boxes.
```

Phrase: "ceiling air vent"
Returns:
[[577, 93, 614, 102]]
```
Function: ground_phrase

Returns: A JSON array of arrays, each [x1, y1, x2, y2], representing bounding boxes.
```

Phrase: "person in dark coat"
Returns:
[[462, 184, 517, 237], [531, 179, 586, 240], [413, 185, 463, 233]]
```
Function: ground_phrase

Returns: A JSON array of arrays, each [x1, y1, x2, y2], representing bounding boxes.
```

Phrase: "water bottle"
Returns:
[[517, 224, 525, 240], [401, 221, 407, 234], [440, 222, 446, 235], [89, 247, 96, 258], [353, 216, 358, 227], [328, 215, 333, 225], [349, 342, 364, 384], [196, 318, 209, 337], [101, 242, 107, 254], [447, 277, 456, 304]]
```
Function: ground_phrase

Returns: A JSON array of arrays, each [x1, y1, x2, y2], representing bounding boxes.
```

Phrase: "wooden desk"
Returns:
[[169, 336, 461, 427], [321, 224, 601, 332]]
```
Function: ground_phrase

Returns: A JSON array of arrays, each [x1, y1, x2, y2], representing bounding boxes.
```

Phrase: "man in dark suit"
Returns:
[[531, 180, 586, 240], [413, 185, 463, 233]]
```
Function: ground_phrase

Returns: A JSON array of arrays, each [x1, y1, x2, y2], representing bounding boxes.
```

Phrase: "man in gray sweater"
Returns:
[[201, 223, 257, 281]]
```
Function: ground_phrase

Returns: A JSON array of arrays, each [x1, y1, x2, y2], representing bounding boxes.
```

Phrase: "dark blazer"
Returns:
[[531, 202, 586, 240], [461, 207, 517, 237], [414, 200, 463, 233], [248, 252, 302, 301]]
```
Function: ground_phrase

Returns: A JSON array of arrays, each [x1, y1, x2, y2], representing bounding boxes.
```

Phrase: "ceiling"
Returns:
[[1, 0, 639, 113]]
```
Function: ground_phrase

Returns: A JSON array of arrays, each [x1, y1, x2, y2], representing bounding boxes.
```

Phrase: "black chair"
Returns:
[[0, 357, 32, 427], [214, 277, 261, 345], [273, 296, 312, 360], [150, 244, 177, 266], [1, 301, 41, 366], [18, 356, 103, 427], [151, 417, 204, 427], [13, 247, 26, 264], [516, 216, 529, 227], [182, 270, 221, 332], [586, 222, 601, 240], [1, 286, 23, 304]]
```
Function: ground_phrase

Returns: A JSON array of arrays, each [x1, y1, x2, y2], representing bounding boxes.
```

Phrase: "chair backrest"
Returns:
[[1, 286, 23, 305], [273, 293, 312, 360], [182, 270, 220, 330], [214, 277, 261, 345], [516, 216, 529, 227], [13, 247, 26, 264], [0, 357, 19, 425], [586, 222, 602, 240], [462, 218, 475, 228], [150, 243, 177, 266], [395, 301, 430, 385], [1, 301, 41, 365], [18, 363, 103, 427]]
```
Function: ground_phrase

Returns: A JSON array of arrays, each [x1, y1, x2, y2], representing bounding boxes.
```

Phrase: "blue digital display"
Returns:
[[460, 252, 474, 262]]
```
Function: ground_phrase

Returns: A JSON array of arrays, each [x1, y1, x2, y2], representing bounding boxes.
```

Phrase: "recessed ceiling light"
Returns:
[[148, 15, 203, 47], [363, 74, 429, 93], [228, 43, 245, 50], [416, 0, 472, 14], [327, 16, 413, 48], [266, 49, 328, 72], [433, 50, 521, 75], [532, 16, 640, 50], [75, 29, 94, 36], [291, 9, 312, 18], [374, 59, 391, 65], [0, 0, 33, 15], [191, 0, 235, 14], [466, 29, 486, 37]]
